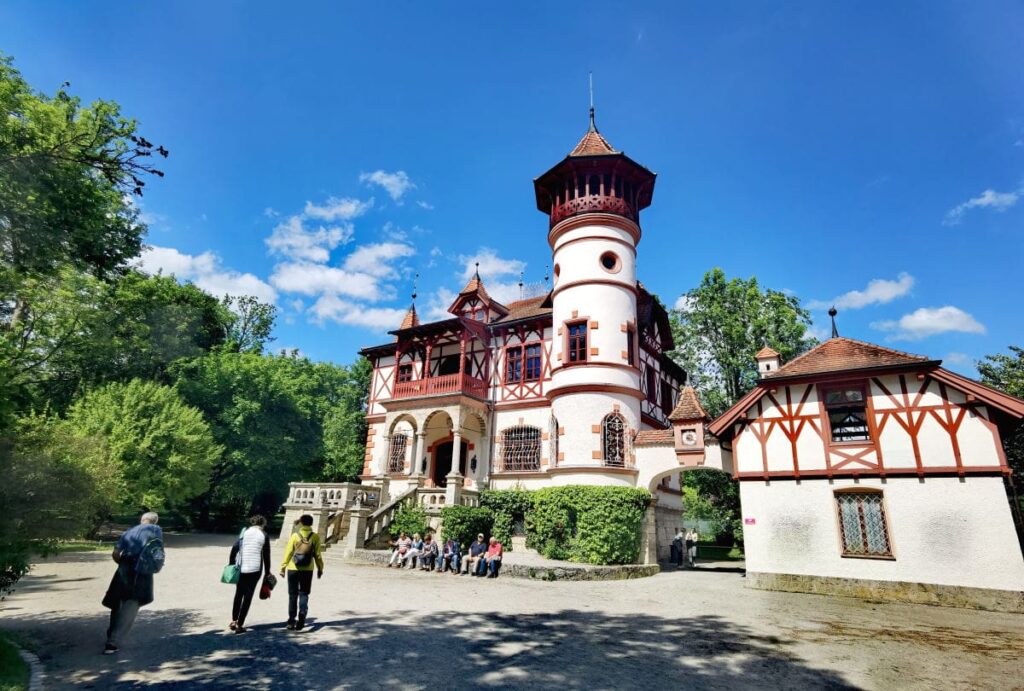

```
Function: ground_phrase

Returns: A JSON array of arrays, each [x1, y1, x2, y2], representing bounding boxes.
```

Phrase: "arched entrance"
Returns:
[[432, 440, 468, 487]]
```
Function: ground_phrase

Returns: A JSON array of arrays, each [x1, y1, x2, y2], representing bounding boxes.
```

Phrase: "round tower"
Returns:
[[533, 110, 657, 473]]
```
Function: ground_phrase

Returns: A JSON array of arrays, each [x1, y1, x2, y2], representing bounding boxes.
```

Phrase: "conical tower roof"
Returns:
[[399, 303, 420, 330]]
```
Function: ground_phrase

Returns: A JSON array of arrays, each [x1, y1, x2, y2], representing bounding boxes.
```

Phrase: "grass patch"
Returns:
[[36, 540, 112, 555], [0, 631, 29, 691], [695, 544, 745, 561]]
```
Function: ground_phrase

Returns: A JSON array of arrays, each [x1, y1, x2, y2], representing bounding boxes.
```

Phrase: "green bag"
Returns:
[[221, 563, 240, 584]]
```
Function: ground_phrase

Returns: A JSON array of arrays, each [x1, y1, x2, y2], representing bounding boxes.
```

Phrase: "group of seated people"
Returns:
[[386, 532, 503, 577]]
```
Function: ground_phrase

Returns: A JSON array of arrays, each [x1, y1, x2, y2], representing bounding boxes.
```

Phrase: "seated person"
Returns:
[[437, 538, 460, 574], [484, 537, 503, 578], [406, 533, 425, 568], [417, 534, 439, 571], [387, 532, 413, 568], [465, 534, 488, 576]]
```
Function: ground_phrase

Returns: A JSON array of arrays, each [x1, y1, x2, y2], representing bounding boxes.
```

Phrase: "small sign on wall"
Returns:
[[744, 518, 756, 525]]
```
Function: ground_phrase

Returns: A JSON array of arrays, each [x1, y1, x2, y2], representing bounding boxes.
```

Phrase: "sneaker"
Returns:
[[102, 644, 118, 655], [295, 615, 306, 631], [286, 620, 295, 631], [234, 626, 246, 634], [229, 621, 237, 631]]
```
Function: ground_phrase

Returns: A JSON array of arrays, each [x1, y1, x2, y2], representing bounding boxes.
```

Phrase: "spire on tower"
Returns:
[[828, 306, 839, 339], [588, 71, 597, 133]]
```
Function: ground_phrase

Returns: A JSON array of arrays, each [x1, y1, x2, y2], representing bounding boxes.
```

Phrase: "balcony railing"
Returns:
[[392, 372, 488, 400]]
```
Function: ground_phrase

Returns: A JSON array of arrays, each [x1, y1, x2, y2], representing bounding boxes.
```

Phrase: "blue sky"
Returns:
[[2, 2, 1022, 373]]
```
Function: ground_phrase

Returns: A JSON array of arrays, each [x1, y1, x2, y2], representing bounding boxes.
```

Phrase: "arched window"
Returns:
[[602, 413, 628, 467], [588, 175, 601, 196], [500, 425, 541, 472], [387, 433, 408, 474], [576, 175, 586, 199]]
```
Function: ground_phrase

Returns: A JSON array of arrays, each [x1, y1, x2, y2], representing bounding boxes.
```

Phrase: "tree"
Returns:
[[682, 469, 743, 545], [171, 352, 355, 523], [62, 379, 220, 513], [0, 53, 165, 281], [322, 357, 372, 482], [977, 347, 1024, 478], [669, 268, 816, 418], [222, 295, 277, 354]]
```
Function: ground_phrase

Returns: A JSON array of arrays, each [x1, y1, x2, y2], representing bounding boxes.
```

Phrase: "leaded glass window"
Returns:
[[836, 491, 892, 557]]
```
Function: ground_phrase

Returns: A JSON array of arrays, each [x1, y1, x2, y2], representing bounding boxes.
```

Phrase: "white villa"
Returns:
[[283, 113, 1024, 611]]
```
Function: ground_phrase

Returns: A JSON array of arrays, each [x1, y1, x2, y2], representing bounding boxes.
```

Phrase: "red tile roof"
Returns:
[[755, 346, 780, 358], [765, 337, 931, 379], [569, 129, 619, 157], [634, 429, 674, 446], [668, 386, 709, 421], [492, 296, 552, 324], [399, 304, 419, 330]]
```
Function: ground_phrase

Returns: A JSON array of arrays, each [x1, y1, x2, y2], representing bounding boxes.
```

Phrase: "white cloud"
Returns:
[[808, 273, 915, 310], [136, 246, 278, 304], [944, 352, 971, 366], [871, 306, 986, 340], [943, 188, 1020, 226], [425, 287, 458, 321], [263, 207, 280, 218], [359, 170, 415, 202], [417, 201, 434, 210], [342, 242, 415, 279], [459, 247, 526, 282], [309, 295, 410, 331], [269, 262, 387, 301], [302, 196, 373, 222], [265, 215, 354, 263], [674, 295, 694, 312]]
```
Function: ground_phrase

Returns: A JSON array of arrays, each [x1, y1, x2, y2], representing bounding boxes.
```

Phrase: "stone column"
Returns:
[[450, 430, 463, 478], [640, 496, 660, 566], [375, 474, 391, 506], [345, 506, 369, 555], [410, 432, 426, 478], [445, 472, 464, 507]]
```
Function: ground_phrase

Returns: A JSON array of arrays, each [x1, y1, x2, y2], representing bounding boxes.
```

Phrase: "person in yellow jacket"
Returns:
[[279, 514, 324, 631]]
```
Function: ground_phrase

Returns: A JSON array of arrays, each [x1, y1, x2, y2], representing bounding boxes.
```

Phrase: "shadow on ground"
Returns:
[[16, 607, 857, 690]]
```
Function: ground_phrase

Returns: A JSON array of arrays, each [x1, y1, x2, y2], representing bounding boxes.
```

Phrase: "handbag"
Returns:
[[221, 563, 240, 584], [259, 573, 277, 600]]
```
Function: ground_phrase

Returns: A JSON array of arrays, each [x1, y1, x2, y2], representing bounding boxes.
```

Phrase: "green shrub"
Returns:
[[480, 489, 532, 550], [527, 486, 650, 565], [389, 503, 429, 538], [439, 505, 493, 549]]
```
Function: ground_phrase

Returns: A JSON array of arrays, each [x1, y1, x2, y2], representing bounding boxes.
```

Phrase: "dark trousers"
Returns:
[[232, 571, 261, 625], [287, 570, 314, 621], [671, 543, 683, 566], [487, 558, 501, 577], [105, 599, 140, 647]]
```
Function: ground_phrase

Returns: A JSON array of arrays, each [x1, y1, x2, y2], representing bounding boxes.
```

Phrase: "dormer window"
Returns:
[[823, 385, 870, 443]]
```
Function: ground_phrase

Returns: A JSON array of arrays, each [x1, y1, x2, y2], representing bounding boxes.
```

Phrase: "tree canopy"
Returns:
[[669, 268, 816, 418]]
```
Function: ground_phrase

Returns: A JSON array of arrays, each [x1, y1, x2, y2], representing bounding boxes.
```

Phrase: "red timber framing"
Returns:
[[386, 316, 492, 402], [728, 371, 1014, 481], [493, 321, 551, 402]]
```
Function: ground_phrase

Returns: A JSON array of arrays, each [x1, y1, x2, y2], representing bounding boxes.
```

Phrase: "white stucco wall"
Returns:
[[740, 476, 1024, 591]]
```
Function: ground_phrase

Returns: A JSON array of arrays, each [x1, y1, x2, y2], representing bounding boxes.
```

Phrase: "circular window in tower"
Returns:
[[599, 251, 621, 274], [553, 263, 560, 279]]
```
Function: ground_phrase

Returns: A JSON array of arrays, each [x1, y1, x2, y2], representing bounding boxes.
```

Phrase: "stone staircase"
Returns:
[[278, 475, 480, 555]]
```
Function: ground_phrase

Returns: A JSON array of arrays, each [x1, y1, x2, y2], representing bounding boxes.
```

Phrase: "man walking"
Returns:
[[279, 514, 324, 631], [101, 512, 164, 654]]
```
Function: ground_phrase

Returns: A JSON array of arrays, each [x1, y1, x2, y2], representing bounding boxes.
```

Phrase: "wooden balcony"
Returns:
[[392, 372, 488, 401]]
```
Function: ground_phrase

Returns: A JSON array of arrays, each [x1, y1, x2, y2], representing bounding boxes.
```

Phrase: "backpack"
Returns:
[[136, 536, 166, 575], [292, 533, 316, 568]]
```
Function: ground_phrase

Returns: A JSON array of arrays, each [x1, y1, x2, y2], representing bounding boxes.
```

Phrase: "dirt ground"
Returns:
[[1, 533, 1022, 690]]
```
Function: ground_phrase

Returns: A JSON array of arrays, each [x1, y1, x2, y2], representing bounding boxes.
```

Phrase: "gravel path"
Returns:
[[1, 533, 1022, 690]]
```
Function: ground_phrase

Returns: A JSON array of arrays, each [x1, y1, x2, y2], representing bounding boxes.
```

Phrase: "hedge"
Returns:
[[527, 486, 651, 565], [480, 489, 532, 550], [389, 503, 429, 538], [439, 505, 493, 549]]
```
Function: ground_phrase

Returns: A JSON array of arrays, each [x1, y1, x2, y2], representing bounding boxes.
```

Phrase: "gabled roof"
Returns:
[[668, 387, 708, 421], [755, 346, 780, 359], [447, 271, 509, 316], [763, 337, 933, 380]]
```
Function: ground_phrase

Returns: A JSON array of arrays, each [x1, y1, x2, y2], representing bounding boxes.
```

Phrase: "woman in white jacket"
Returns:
[[228, 515, 271, 633]]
